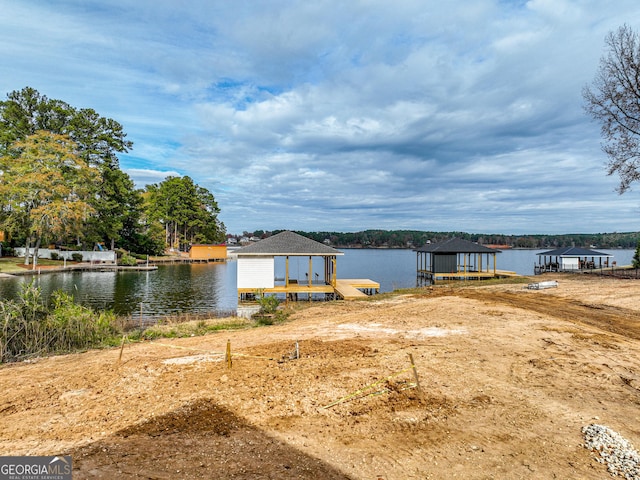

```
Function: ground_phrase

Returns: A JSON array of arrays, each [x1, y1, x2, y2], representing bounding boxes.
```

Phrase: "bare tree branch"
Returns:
[[584, 25, 640, 193]]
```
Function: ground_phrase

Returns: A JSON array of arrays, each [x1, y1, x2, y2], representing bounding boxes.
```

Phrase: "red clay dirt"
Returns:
[[1, 274, 639, 479]]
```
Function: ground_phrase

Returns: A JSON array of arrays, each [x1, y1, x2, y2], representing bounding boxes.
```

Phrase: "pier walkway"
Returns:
[[334, 279, 380, 299]]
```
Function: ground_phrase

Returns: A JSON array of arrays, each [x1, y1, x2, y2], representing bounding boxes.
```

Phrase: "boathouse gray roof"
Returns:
[[414, 238, 499, 254], [235, 230, 343, 256], [537, 246, 612, 257]]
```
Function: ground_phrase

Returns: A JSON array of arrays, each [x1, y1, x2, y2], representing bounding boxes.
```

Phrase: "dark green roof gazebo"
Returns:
[[414, 238, 503, 283]]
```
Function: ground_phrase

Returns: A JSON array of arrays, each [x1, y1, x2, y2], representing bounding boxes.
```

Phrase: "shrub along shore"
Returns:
[[0, 281, 284, 364]]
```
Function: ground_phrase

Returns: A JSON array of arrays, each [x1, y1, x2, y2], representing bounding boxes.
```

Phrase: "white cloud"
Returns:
[[125, 168, 182, 188], [2, 0, 640, 234]]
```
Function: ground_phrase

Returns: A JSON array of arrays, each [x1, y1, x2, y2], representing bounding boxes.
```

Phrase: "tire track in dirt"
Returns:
[[446, 289, 640, 340]]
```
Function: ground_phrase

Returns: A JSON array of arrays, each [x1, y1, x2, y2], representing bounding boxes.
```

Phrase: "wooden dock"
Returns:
[[7, 264, 158, 276], [417, 269, 519, 282], [334, 279, 380, 299], [239, 278, 380, 301], [495, 269, 519, 277]]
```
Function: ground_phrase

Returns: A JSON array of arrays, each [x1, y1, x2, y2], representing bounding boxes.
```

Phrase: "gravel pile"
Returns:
[[583, 424, 640, 479]]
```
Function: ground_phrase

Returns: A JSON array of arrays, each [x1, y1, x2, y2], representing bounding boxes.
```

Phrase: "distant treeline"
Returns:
[[247, 230, 640, 249]]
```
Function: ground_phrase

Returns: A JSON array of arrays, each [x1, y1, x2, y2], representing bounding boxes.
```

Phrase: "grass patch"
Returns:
[[0, 257, 74, 273], [139, 317, 252, 340], [252, 310, 291, 325], [0, 258, 30, 273]]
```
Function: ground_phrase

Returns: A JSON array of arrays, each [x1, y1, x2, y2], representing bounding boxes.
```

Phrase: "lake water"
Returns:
[[0, 248, 634, 318]]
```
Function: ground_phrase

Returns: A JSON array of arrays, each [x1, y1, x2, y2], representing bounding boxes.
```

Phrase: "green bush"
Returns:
[[50, 252, 59, 260], [119, 253, 138, 266], [251, 290, 289, 325], [0, 282, 120, 362], [254, 314, 275, 326], [48, 291, 119, 350], [255, 290, 279, 314], [71, 253, 83, 262]]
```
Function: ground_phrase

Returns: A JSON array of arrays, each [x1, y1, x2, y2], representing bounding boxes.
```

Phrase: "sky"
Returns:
[[2, 0, 640, 235]]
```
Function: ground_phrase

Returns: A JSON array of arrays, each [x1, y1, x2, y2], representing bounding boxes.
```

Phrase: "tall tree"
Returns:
[[68, 107, 132, 169], [144, 176, 225, 251], [0, 88, 132, 163], [583, 25, 640, 193], [86, 167, 143, 251], [0, 131, 99, 266], [633, 240, 640, 269], [0, 87, 139, 250], [0, 87, 77, 154]]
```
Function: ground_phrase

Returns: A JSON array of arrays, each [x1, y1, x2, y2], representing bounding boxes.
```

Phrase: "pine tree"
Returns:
[[633, 240, 640, 269]]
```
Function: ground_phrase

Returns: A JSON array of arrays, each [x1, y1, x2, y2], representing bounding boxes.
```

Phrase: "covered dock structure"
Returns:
[[236, 231, 379, 301], [535, 246, 613, 274], [415, 238, 515, 284]]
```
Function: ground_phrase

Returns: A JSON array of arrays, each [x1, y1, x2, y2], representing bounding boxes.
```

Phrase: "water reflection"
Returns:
[[0, 263, 238, 318]]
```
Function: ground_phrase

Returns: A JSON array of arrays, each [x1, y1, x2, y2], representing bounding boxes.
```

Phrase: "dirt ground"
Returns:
[[1, 274, 640, 479]]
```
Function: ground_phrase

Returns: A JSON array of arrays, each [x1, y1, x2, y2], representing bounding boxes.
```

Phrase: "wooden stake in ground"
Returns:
[[408, 353, 422, 393], [118, 335, 126, 363], [226, 339, 232, 368]]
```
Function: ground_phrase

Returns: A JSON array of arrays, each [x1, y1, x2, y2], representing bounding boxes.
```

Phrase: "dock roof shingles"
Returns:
[[414, 238, 499, 254], [537, 246, 612, 257], [236, 231, 343, 256]]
